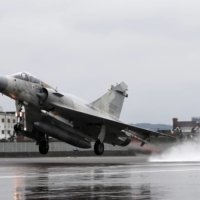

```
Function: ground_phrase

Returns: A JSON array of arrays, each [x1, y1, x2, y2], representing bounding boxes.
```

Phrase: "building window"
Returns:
[[7, 119, 10, 123], [2, 130, 4, 134], [13, 119, 15, 123], [2, 118, 4, 123], [8, 131, 10, 135]]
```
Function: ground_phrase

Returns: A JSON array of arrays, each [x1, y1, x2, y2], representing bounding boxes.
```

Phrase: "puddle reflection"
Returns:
[[5, 160, 200, 200], [11, 167, 155, 200]]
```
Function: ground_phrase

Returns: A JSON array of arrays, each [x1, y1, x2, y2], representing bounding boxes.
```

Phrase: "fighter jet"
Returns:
[[0, 72, 166, 155]]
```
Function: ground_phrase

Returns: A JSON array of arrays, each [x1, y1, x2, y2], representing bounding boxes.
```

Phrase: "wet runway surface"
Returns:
[[0, 157, 200, 200]]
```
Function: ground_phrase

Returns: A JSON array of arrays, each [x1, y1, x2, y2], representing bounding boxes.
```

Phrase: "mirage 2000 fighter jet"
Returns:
[[0, 72, 166, 155]]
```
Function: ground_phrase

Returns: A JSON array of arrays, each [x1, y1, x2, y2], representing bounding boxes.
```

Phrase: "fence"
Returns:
[[0, 142, 127, 152]]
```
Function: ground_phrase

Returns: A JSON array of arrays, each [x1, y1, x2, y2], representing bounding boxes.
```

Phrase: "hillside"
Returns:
[[131, 123, 172, 132]]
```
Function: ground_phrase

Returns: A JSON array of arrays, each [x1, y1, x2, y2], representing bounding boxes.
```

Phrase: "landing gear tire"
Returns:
[[14, 124, 24, 133], [39, 140, 49, 155], [94, 140, 104, 155]]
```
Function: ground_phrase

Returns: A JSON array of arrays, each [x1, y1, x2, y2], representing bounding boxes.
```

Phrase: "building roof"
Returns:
[[177, 121, 199, 127], [0, 112, 15, 115]]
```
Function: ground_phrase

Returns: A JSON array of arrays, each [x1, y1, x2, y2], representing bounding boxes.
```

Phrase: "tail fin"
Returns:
[[91, 82, 128, 119]]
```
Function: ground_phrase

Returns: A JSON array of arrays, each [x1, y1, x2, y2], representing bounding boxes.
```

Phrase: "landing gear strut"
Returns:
[[94, 140, 104, 155], [14, 100, 24, 134]]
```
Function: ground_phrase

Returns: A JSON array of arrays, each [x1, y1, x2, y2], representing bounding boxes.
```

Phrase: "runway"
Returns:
[[0, 157, 200, 200]]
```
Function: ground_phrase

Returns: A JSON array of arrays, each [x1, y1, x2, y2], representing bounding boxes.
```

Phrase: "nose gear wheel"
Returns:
[[14, 124, 24, 133]]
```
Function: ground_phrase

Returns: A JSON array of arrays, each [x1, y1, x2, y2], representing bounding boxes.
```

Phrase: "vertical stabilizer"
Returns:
[[91, 82, 128, 119]]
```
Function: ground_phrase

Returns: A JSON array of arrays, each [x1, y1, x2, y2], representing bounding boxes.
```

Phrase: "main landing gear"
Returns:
[[39, 140, 49, 155], [94, 125, 106, 155], [94, 140, 104, 155], [38, 135, 49, 155]]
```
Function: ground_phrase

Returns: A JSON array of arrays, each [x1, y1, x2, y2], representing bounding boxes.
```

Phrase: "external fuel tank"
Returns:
[[34, 122, 91, 149]]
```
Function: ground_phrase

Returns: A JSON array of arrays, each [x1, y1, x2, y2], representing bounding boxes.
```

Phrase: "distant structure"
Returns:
[[0, 111, 16, 140], [0, 106, 3, 112], [132, 123, 172, 132], [0, 109, 26, 141], [191, 117, 200, 123], [172, 117, 200, 139]]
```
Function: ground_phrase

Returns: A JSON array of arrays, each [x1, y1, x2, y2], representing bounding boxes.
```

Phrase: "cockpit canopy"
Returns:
[[12, 72, 41, 84], [12, 72, 54, 90]]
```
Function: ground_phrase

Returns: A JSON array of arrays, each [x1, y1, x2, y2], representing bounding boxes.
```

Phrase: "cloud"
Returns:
[[0, 0, 200, 124]]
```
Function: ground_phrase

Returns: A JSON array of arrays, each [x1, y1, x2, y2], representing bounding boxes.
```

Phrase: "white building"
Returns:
[[0, 106, 3, 112], [0, 112, 17, 139]]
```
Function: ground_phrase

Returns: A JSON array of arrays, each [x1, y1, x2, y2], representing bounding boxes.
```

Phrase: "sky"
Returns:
[[0, 0, 200, 125]]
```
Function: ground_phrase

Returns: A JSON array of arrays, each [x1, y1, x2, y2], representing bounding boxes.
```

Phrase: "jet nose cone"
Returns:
[[0, 76, 8, 92]]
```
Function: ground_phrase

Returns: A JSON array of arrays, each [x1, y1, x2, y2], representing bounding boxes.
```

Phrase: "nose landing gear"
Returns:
[[14, 123, 24, 132], [14, 111, 24, 133], [14, 101, 24, 134]]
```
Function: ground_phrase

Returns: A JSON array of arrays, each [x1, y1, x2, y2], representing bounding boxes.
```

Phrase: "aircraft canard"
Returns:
[[0, 72, 169, 155]]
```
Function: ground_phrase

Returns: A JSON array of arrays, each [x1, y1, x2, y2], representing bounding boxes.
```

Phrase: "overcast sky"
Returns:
[[0, 1, 200, 125]]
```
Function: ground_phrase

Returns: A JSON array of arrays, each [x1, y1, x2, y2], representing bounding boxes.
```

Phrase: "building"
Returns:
[[173, 117, 200, 139], [0, 106, 3, 112], [0, 112, 17, 140], [191, 117, 200, 123], [0, 109, 26, 141]]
